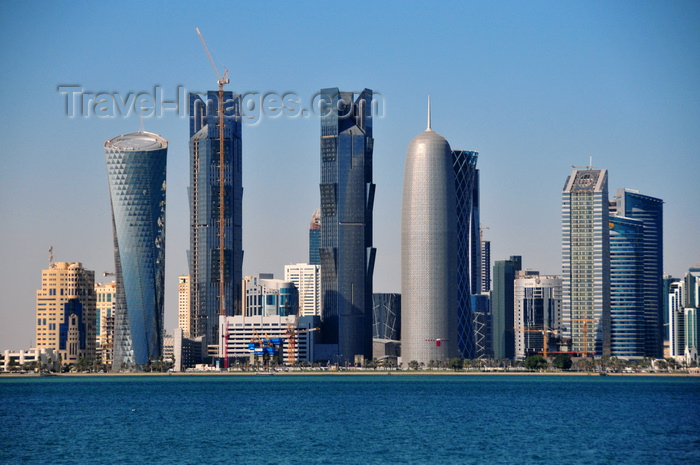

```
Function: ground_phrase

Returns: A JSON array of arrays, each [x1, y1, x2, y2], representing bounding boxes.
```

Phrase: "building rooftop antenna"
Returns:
[[570, 157, 597, 170], [427, 94, 432, 130]]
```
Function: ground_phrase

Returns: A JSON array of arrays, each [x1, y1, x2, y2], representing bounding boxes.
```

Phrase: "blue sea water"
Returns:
[[1, 374, 699, 465]]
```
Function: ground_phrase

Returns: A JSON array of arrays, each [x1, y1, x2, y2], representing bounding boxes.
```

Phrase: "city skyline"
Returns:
[[1, 2, 699, 351]]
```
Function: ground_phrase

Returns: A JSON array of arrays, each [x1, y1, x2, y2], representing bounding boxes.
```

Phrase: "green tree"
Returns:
[[448, 358, 464, 371], [408, 360, 420, 370], [525, 355, 548, 371], [552, 354, 572, 370]]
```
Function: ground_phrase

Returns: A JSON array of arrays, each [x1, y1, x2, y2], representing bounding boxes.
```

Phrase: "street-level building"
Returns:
[[514, 274, 562, 360], [218, 314, 319, 365]]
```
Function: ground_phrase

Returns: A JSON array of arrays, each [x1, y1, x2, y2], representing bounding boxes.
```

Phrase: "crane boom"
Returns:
[[195, 27, 227, 85]]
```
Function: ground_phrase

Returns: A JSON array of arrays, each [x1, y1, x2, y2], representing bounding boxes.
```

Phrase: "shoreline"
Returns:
[[2, 370, 698, 378]]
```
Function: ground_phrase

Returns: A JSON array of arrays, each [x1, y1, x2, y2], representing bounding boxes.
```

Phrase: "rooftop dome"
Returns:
[[104, 131, 168, 151]]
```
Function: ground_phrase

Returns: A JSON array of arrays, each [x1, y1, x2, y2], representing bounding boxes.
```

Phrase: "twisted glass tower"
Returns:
[[319, 88, 376, 364], [105, 131, 167, 368], [401, 101, 458, 364]]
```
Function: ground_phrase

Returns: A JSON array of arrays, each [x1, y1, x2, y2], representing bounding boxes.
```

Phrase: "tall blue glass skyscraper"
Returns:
[[189, 91, 243, 347], [452, 150, 480, 358], [105, 131, 168, 368], [319, 88, 376, 364], [612, 188, 663, 357], [609, 216, 645, 357]]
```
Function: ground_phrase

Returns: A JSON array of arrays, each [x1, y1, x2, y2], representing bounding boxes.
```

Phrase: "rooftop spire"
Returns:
[[427, 94, 432, 130]]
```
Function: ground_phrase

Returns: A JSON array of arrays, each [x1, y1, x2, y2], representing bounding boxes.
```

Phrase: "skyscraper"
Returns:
[[309, 209, 321, 265], [608, 216, 645, 357], [319, 88, 376, 364], [177, 275, 191, 338], [95, 281, 116, 365], [481, 239, 491, 293], [452, 150, 480, 359], [492, 256, 521, 360], [612, 188, 664, 358], [189, 91, 243, 349], [562, 169, 610, 357], [105, 131, 167, 368], [284, 263, 321, 317], [401, 100, 458, 364], [36, 261, 96, 366]]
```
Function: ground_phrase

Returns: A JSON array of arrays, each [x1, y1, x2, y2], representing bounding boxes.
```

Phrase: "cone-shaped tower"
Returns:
[[401, 99, 458, 364]]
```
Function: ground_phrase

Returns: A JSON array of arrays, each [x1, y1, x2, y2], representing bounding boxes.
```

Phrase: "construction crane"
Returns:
[[196, 27, 230, 369], [515, 326, 558, 358], [479, 225, 490, 243], [563, 317, 597, 357], [285, 320, 319, 366]]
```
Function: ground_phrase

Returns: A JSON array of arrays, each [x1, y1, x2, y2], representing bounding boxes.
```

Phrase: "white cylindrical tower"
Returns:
[[401, 101, 458, 365]]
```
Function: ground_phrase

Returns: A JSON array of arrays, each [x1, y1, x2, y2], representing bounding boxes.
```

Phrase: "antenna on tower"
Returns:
[[427, 94, 432, 130], [571, 157, 597, 170], [48, 246, 54, 268]]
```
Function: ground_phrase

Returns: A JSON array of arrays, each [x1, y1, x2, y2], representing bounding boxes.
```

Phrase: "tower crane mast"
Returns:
[[196, 27, 230, 369]]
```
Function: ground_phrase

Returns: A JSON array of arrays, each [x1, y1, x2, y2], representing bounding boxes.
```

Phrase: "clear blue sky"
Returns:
[[1, 0, 698, 350]]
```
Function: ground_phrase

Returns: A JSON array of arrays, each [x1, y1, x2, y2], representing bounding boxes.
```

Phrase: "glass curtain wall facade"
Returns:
[[309, 209, 321, 265], [609, 216, 645, 357], [189, 91, 243, 348], [319, 88, 376, 364], [372, 293, 401, 341], [105, 131, 167, 368], [492, 256, 521, 360], [452, 150, 479, 358], [562, 169, 610, 357], [614, 189, 664, 357]]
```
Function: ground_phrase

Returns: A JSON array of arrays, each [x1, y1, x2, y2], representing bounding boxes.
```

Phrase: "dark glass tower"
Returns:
[[452, 150, 479, 359], [613, 188, 663, 358], [189, 91, 243, 348], [609, 216, 645, 357], [319, 88, 376, 364], [105, 131, 167, 368], [492, 256, 521, 360]]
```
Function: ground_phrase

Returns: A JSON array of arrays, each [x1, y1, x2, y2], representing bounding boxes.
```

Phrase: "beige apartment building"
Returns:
[[35, 262, 96, 365], [178, 275, 191, 338], [95, 281, 116, 365]]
